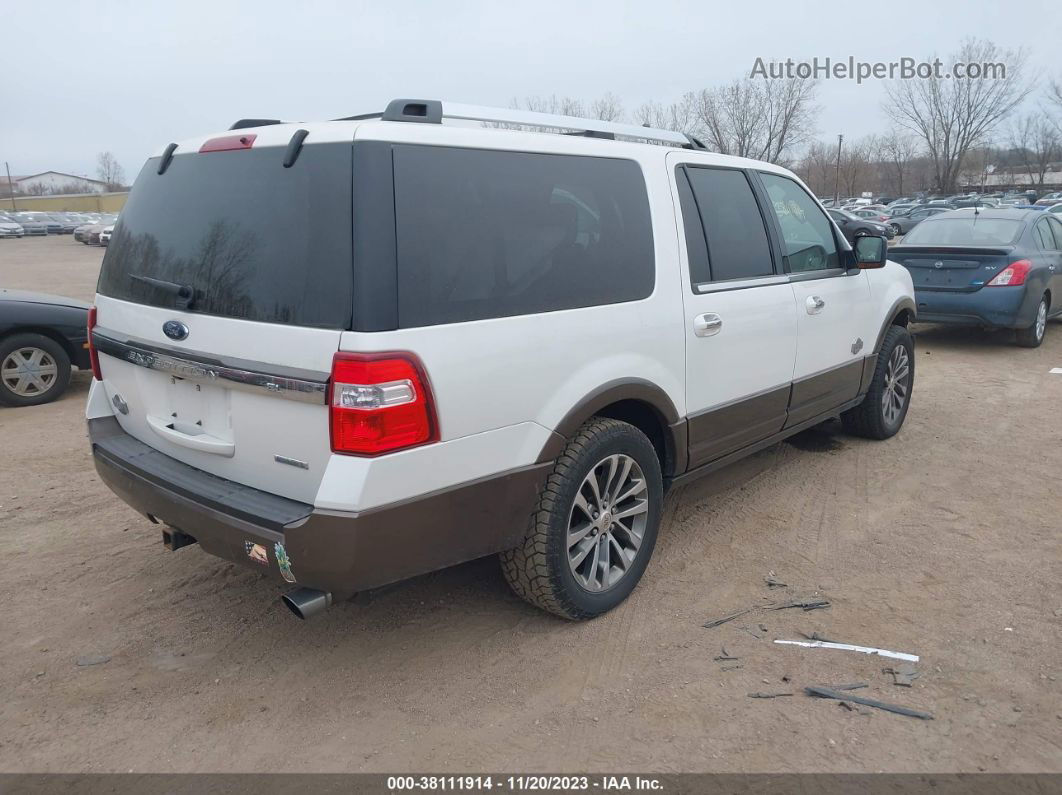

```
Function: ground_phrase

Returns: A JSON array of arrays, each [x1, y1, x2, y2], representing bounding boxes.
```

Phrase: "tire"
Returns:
[[500, 417, 663, 620], [889, 223, 901, 237], [1015, 294, 1048, 348], [841, 325, 914, 440], [0, 333, 72, 407]]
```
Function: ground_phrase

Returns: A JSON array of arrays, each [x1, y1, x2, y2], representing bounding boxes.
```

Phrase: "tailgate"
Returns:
[[93, 297, 340, 504], [92, 138, 354, 504]]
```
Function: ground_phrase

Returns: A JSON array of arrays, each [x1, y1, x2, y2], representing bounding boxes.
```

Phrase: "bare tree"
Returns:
[[634, 94, 698, 135], [692, 77, 818, 164], [588, 92, 624, 122], [876, 130, 922, 196], [838, 137, 875, 197], [1008, 114, 1061, 186], [797, 140, 837, 196], [883, 39, 1032, 193], [1047, 76, 1062, 133], [96, 152, 125, 191]]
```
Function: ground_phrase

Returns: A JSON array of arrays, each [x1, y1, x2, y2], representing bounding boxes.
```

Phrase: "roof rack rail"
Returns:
[[229, 119, 285, 130], [377, 98, 705, 149]]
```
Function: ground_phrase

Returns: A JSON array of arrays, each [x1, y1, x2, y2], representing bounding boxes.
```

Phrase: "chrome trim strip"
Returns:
[[694, 275, 789, 294], [92, 332, 328, 405]]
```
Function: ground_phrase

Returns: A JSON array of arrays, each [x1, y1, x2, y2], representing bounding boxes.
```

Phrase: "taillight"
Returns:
[[199, 134, 256, 153], [986, 259, 1032, 287], [87, 306, 102, 380], [329, 353, 438, 456]]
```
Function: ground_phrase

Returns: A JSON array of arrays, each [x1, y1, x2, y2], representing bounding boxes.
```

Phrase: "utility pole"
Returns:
[[4, 162, 15, 211], [833, 134, 843, 206]]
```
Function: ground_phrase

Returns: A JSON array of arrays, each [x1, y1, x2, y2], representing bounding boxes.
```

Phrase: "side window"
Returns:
[[1034, 219, 1056, 250], [1047, 217, 1062, 249], [682, 166, 774, 283], [391, 146, 654, 327], [759, 173, 840, 273]]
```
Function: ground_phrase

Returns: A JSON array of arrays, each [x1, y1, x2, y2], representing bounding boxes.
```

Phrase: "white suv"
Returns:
[[86, 100, 916, 621]]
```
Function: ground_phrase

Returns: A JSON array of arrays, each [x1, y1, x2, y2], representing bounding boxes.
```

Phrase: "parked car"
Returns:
[[99, 225, 114, 246], [0, 215, 25, 238], [892, 209, 1062, 347], [86, 100, 916, 621], [0, 289, 91, 406], [886, 206, 953, 236], [827, 209, 894, 241], [852, 208, 892, 224], [77, 215, 117, 245], [6, 213, 48, 236], [1034, 192, 1062, 207], [17, 213, 62, 234]]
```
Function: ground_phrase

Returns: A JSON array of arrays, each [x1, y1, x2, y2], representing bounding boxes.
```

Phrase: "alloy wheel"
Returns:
[[881, 344, 911, 427], [1035, 300, 1047, 342], [567, 454, 649, 593]]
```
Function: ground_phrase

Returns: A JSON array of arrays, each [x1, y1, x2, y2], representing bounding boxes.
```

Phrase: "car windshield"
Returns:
[[900, 217, 1023, 246]]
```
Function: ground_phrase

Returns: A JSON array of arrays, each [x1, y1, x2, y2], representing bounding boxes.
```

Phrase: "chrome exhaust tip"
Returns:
[[281, 587, 333, 620]]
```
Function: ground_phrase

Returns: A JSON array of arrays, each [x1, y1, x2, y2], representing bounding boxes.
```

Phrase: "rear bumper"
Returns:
[[914, 285, 1037, 329], [89, 417, 549, 599]]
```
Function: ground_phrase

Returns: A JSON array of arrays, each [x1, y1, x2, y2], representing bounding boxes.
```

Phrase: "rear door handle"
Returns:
[[806, 295, 826, 314], [693, 313, 723, 337]]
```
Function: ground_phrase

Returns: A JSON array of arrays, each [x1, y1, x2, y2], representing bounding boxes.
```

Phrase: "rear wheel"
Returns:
[[842, 325, 914, 440], [889, 223, 902, 237], [0, 333, 72, 407], [500, 417, 663, 620], [1015, 295, 1048, 348]]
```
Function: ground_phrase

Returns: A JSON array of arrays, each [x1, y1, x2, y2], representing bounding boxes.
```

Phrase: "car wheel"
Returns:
[[1015, 295, 1049, 348], [889, 223, 902, 236], [500, 417, 663, 620], [0, 333, 72, 407], [841, 325, 914, 440]]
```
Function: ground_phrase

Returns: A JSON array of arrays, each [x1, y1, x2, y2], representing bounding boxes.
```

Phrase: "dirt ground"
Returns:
[[1, 236, 1060, 774]]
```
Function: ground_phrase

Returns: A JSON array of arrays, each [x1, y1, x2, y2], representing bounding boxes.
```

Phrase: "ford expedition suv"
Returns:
[[87, 100, 916, 621]]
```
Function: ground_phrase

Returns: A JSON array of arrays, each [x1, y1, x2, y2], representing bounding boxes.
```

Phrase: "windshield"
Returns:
[[901, 217, 1023, 246], [98, 144, 354, 329]]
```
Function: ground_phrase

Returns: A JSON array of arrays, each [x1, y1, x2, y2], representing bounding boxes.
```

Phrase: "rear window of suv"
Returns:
[[391, 145, 654, 327], [97, 142, 354, 329]]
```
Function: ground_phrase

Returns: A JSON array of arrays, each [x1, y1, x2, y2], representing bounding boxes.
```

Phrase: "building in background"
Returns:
[[13, 172, 109, 195]]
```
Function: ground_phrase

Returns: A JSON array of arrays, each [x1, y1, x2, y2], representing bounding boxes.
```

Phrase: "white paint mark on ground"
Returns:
[[1050, 368, 1062, 374]]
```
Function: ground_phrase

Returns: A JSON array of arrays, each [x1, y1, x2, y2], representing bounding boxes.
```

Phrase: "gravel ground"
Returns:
[[1, 236, 1060, 773]]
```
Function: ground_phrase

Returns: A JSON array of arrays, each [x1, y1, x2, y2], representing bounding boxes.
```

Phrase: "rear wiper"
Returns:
[[130, 273, 195, 310]]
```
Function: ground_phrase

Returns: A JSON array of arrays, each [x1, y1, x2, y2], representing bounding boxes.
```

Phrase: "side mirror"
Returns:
[[854, 234, 887, 269]]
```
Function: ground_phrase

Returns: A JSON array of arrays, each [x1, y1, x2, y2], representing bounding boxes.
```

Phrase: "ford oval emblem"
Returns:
[[163, 320, 189, 341]]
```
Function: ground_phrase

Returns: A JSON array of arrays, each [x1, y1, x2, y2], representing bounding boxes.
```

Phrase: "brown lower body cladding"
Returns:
[[89, 416, 551, 600]]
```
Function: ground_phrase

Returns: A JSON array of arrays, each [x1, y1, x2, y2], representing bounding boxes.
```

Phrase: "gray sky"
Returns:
[[3, 0, 1059, 181]]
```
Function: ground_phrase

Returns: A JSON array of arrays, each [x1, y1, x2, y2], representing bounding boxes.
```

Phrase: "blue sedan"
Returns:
[[890, 209, 1062, 347]]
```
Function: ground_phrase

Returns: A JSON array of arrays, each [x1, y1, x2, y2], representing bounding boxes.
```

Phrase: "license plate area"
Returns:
[[161, 376, 232, 443]]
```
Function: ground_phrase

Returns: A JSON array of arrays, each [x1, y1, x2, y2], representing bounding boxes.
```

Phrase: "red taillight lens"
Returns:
[[87, 306, 102, 380], [986, 259, 1032, 287], [329, 353, 438, 456]]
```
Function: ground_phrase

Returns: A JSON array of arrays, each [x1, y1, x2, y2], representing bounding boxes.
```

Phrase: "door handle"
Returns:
[[693, 313, 723, 337], [806, 295, 826, 314]]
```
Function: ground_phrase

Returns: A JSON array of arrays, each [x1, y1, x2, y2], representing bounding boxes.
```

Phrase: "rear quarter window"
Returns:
[[391, 145, 654, 327]]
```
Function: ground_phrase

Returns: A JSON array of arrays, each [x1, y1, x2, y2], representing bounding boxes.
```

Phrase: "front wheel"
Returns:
[[1015, 295, 1048, 348], [841, 325, 914, 440], [889, 223, 902, 237], [500, 417, 663, 620]]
